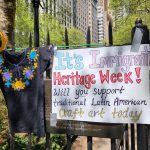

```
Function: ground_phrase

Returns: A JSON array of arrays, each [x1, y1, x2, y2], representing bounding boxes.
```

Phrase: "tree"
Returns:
[[0, 0, 16, 46], [0, 0, 15, 146], [110, 0, 150, 18], [15, 0, 86, 47], [68, 27, 86, 45], [15, 0, 33, 47], [110, 0, 150, 45]]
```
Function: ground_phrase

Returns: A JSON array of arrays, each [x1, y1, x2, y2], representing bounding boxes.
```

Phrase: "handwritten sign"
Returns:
[[44, 79, 124, 138], [52, 45, 150, 124]]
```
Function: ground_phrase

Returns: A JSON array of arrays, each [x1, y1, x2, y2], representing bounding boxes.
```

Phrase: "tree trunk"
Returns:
[[0, 0, 16, 46]]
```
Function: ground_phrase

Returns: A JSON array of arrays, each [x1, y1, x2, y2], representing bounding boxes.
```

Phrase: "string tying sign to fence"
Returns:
[[52, 45, 150, 124]]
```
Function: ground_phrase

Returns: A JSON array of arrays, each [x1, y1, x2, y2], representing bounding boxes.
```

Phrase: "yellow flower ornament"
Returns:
[[0, 48, 39, 91], [0, 32, 8, 52], [12, 79, 25, 91]]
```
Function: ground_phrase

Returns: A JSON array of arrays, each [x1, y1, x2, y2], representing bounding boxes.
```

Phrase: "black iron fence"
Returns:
[[7, 0, 150, 149]]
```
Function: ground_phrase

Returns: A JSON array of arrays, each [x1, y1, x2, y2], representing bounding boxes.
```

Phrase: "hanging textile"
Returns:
[[0, 46, 53, 137]]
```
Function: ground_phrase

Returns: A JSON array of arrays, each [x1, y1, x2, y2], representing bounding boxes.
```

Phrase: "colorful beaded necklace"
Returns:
[[0, 48, 39, 91]]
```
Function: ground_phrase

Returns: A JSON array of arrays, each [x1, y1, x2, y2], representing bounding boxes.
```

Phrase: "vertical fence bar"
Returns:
[[46, 30, 51, 79], [131, 19, 149, 150], [87, 136, 92, 150], [86, 26, 91, 47], [123, 125, 129, 150], [27, 33, 33, 150], [86, 26, 92, 150], [27, 134, 32, 150], [10, 32, 15, 150], [11, 32, 15, 52], [131, 124, 135, 150], [67, 134, 71, 150], [65, 27, 69, 49], [47, 30, 50, 46], [108, 22, 113, 46], [45, 133, 50, 150], [125, 125, 129, 150], [10, 32, 15, 149], [108, 21, 117, 150], [46, 0, 48, 13], [10, 133, 15, 150], [111, 139, 116, 150], [27, 1, 40, 149], [65, 28, 72, 150], [29, 32, 32, 48], [45, 30, 51, 150], [32, 0, 40, 47], [137, 125, 148, 150]]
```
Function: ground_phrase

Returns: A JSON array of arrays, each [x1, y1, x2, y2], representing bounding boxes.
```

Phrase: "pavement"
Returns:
[[71, 136, 111, 150]]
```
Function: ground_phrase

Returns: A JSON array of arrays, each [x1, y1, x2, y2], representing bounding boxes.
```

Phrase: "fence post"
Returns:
[[29, 32, 32, 48], [46, 30, 51, 79], [111, 139, 116, 150], [108, 22, 113, 46], [108, 23, 118, 150], [10, 133, 15, 150], [86, 26, 91, 47], [67, 134, 72, 150], [11, 32, 15, 52], [27, 134, 32, 150], [45, 30, 51, 150], [87, 136, 92, 150], [26, 1, 40, 149], [86, 26, 93, 150], [131, 124, 135, 150], [26, 33, 33, 150], [125, 124, 129, 150], [131, 18, 149, 150], [45, 133, 50, 150], [32, 0, 40, 47], [65, 27, 69, 49], [137, 125, 148, 150], [64, 28, 72, 150], [9, 33, 15, 150]]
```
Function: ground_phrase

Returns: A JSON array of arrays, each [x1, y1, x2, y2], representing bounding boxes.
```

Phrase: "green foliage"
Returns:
[[110, 0, 150, 45], [68, 27, 86, 45], [15, 0, 33, 48], [110, 0, 150, 16], [51, 134, 66, 150], [15, 0, 86, 48], [39, 14, 65, 46], [113, 15, 136, 45], [0, 134, 66, 150], [0, 91, 8, 146]]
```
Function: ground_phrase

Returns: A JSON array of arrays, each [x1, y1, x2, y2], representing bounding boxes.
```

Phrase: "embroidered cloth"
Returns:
[[0, 46, 53, 136]]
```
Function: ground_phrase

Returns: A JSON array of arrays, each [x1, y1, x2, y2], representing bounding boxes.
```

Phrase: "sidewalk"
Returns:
[[71, 136, 111, 150]]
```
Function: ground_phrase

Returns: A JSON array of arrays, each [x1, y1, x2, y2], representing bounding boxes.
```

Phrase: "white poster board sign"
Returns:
[[52, 45, 150, 124]]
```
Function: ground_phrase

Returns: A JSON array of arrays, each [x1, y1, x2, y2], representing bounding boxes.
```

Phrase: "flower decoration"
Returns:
[[34, 62, 38, 68], [0, 55, 3, 65], [3, 72, 12, 80], [5, 81, 11, 88], [0, 48, 39, 91], [30, 51, 36, 59], [0, 32, 8, 52], [28, 48, 38, 61], [23, 67, 34, 80], [25, 80, 30, 86], [12, 79, 25, 91]]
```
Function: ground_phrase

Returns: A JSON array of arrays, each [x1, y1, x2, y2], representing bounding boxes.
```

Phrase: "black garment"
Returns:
[[0, 46, 53, 137], [131, 24, 149, 44]]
